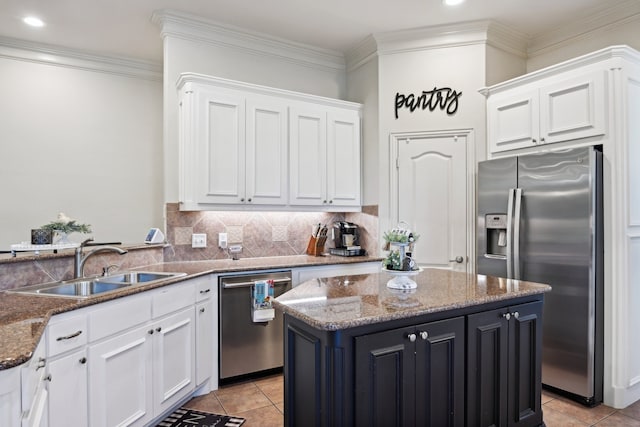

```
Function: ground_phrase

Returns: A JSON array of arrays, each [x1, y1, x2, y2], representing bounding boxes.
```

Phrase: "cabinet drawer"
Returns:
[[48, 312, 88, 356], [195, 275, 214, 303], [153, 282, 196, 318], [89, 293, 151, 342]]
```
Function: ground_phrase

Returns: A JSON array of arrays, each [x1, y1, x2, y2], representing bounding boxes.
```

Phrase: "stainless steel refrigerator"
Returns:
[[477, 145, 603, 406]]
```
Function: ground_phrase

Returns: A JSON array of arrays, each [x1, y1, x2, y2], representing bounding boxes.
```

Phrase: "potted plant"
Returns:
[[40, 213, 92, 244]]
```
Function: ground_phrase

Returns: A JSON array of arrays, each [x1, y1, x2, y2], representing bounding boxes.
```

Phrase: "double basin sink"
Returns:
[[11, 271, 187, 299]]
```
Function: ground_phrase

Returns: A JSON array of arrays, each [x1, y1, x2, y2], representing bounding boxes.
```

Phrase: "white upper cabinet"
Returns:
[[289, 105, 361, 207], [246, 95, 289, 205], [486, 69, 606, 153], [177, 73, 362, 211], [327, 108, 361, 207]]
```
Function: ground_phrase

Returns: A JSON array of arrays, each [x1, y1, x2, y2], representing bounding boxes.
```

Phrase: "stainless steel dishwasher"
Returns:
[[219, 270, 292, 381]]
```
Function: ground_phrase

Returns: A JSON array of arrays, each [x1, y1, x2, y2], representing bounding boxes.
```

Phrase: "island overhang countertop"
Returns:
[[273, 268, 551, 331]]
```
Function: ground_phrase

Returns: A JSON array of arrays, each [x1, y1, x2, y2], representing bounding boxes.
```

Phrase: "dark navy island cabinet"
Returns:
[[282, 295, 544, 427]]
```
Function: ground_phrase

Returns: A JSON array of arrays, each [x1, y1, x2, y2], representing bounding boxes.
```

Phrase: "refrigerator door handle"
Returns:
[[513, 188, 522, 280], [506, 189, 515, 279]]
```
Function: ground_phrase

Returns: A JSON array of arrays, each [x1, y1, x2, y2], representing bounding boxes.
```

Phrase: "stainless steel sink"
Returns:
[[99, 271, 183, 284], [31, 280, 131, 297], [8, 271, 186, 299]]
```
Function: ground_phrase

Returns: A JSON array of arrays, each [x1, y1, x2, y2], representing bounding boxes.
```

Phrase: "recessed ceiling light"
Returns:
[[23, 16, 45, 27], [443, 0, 466, 5]]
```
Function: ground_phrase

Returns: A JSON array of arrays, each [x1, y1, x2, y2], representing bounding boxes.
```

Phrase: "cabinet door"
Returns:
[[195, 88, 246, 204], [327, 109, 361, 207], [195, 300, 213, 386], [507, 302, 543, 427], [467, 308, 509, 427], [414, 317, 465, 427], [89, 325, 153, 427], [153, 308, 195, 416], [539, 70, 606, 144], [488, 89, 539, 153], [289, 104, 327, 205], [354, 326, 415, 427], [47, 349, 87, 427], [246, 95, 288, 205]]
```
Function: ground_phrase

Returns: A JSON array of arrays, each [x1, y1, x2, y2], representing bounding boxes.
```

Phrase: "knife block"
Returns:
[[306, 235, 327, 256]]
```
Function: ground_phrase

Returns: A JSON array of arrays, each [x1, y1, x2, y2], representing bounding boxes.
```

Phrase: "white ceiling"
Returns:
[[0, 0, 634, 63]]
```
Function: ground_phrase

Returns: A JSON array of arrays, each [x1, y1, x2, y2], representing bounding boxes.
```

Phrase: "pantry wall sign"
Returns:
[[394, 87, 462, 119]]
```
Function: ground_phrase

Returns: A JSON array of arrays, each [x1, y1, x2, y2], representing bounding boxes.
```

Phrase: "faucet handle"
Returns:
[[102, 264, 119, 276]]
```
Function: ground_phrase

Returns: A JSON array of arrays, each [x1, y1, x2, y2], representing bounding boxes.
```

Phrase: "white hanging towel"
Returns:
[[252, 280, 275, 322]]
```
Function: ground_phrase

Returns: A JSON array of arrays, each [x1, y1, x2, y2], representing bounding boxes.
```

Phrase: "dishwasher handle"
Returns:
[[222, 277, 291, 289]]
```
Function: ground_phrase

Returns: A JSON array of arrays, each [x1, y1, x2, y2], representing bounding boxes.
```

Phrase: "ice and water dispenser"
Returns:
[[485, 214, 507, 257]]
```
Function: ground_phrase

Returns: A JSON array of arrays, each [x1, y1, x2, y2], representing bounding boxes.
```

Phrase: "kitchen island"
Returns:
[[274, 268, 551, 427]]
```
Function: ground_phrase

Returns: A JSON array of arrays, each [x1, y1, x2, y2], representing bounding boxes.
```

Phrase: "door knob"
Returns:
[[449, 256, 464, 263], [419, 331, 428, 340], [407, 333, 417, 342]]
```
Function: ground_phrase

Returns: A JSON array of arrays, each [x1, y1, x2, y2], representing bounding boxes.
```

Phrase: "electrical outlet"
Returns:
[[218, 232, 228, 249], [192, 233, 207, 248]]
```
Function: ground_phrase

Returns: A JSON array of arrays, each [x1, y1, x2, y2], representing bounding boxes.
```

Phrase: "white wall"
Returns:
[[0, 50, 163, 248], [526, 15, 640, 72], [157, 13, 349, 202], [376, 43, 487, 234], [347, 53, 379, 206]]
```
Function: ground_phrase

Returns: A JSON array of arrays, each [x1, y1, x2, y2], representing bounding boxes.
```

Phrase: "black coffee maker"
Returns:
[[329, 221, 365, 256]]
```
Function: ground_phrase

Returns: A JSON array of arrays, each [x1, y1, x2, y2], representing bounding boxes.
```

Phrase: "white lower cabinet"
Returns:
[[152, 307, 195, 417], [47, 349, 87, 427], [89, 325, 154, 427], [31, 275, 212, 427], [195, 300, 213, 386], [292, 261, 381, 287]]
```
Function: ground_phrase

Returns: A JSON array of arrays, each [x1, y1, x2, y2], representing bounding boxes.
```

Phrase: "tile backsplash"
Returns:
[[163, 203, 379, 262], [0, 204, 379, 290]]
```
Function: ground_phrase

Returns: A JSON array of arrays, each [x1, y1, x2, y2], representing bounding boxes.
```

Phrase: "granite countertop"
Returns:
[[273, 268, 552, 331], [0, 254, 381, 370]]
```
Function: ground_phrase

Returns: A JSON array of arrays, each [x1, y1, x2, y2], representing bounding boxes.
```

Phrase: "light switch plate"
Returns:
[[192, 233, 207, 248]]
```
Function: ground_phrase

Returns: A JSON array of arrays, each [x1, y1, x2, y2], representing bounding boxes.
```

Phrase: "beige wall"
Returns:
[[0, 53, 163, 249], [376, 43, 488, 234], [526, 15, 640, 72]]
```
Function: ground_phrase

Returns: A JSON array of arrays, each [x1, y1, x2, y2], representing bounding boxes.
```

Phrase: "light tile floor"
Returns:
[[185, 374, 640, 427], [184, 374, 284, 427]]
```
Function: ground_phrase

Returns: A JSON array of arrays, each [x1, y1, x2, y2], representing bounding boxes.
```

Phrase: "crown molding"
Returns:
[[345, 35, 379, 72], [151, 9, 345, 72], [527, 0, 640, 57], [0, 36, 162, 81], [481, 45, 640, 95], [372, 20, 527, 58]]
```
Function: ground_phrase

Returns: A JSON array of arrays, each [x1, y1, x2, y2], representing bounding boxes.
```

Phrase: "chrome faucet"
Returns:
[[74, 238, 128, 278]]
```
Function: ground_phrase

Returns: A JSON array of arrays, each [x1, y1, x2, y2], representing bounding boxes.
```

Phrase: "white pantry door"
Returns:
[[392, 131, 470, 272]]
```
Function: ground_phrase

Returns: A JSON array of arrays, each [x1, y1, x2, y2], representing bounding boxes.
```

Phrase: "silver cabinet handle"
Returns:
[[513, 312, 519, 319], [36, 357, 46, 371], [407, 333, 416, 342], [449, 256, 464, 263], [56, 330, 82, 341], [419, 331, 428, 340], [502, 313, 511, 320]]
